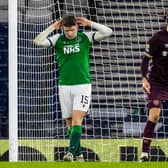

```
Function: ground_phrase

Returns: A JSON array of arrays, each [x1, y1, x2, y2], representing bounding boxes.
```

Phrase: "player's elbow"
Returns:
[[33, 38, 46, 47], [109, 28, 113, 36], [33, 38, 50, 48], [103, 28, 112, 38], [33, 38, 40, 46]]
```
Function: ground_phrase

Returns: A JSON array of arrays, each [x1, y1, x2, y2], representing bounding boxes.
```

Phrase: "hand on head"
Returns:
[[53, 20, 62, 29], [52, 17, 92, 29], [76, 17, 91, 26]]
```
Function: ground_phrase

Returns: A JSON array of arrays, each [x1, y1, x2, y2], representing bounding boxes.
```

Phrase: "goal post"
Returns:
[[8, 0, 18, 162], [8, 0, 168, 162]]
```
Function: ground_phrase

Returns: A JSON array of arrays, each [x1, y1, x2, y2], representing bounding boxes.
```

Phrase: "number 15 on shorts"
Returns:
[[81, 95, 89, 105]]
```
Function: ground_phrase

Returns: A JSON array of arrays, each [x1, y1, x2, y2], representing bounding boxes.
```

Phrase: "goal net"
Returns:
[[10, 0, 168, 161]]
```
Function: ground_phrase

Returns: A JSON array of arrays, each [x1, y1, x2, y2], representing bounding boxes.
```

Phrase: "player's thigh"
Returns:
[[59, 86, 73, 118], [147, 82, 163, 109], [147, 82, 163, 122], [72, 84, 92, 112]]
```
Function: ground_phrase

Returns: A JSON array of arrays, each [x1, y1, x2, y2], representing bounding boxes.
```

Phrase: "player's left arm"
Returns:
[[76, 17, 112, 41]]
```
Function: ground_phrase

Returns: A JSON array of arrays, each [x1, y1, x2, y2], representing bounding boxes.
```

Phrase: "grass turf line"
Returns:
[[0, 162, 168, 168]]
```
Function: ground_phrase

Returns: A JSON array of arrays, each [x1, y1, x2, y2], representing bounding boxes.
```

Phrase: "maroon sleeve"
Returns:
[[141, 56, 150, 78], [144, 32, 158, 57], [141, 32, 159, 78]]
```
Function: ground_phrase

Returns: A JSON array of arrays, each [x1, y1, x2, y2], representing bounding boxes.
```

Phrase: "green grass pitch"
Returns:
[[0, 162, 168, 168], [1, 139, 168, 168], [1, 139, 168, 161]]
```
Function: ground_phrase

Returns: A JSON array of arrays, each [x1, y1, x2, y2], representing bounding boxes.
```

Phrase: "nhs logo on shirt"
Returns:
[[63, 44, 80, 54]]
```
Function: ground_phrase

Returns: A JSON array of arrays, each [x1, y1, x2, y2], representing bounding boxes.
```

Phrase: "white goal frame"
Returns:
[[8, 0, 18, 162]]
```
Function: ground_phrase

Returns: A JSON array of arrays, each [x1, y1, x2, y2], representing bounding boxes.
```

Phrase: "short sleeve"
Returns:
[[48, 34, 61, 47], [144, 32, 159, 57], [83, 32, 95, 43]]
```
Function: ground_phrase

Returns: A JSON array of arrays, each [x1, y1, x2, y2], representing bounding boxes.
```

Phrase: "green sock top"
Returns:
[[71, 125, 82, 134], [68, 125, 83, 156], [67, 128, 72, 137]]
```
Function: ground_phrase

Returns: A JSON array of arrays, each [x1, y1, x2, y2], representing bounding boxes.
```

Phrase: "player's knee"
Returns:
[[72, 110, 85, 124], [149, 108, 161, 123], [151, 113, 160, 122], [148, 100, 161, 122], [72, 117, 82, 125], [72, 117, 83, 125]]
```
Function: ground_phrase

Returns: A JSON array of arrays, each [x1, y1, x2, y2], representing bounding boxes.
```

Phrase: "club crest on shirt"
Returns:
[[76, 36, 82, 43], [146, 44, 150, 49], [145, 44, 150, 53]]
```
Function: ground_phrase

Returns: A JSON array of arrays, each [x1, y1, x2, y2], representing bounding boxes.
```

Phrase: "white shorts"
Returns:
[[58, 84, 91, 119]]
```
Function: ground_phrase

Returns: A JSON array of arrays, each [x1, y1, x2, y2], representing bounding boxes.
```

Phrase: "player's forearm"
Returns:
[[141, 55, 150, 78], [33, 24, 55, 46], [91, 22, 112, 40]]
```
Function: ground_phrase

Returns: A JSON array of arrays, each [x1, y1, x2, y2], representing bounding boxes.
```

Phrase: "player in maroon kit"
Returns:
[[140, 16, 168, 161]]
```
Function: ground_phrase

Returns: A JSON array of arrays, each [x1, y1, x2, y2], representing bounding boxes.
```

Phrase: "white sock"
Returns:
[[141, 152, 148, 158]]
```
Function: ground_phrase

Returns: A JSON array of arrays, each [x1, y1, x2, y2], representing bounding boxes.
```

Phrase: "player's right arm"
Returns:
[[33, 20, 62, 47], [141, 45, 153, 94], [141, 33, 158, 94]]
